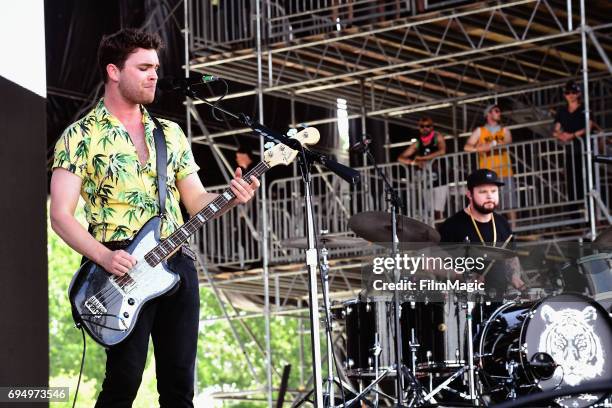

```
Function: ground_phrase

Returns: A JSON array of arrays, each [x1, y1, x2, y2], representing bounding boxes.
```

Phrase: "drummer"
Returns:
[[438, 169, 524, 296]]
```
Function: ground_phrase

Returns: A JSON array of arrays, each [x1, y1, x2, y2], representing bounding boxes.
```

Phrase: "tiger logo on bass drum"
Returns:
[[538, 305, 604, 386]]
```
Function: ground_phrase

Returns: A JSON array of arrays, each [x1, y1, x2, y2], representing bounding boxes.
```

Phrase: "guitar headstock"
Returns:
[[263, 127, 320, 168]]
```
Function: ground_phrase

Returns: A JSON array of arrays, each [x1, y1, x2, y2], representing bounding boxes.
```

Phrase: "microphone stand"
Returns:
[[359, 146, 419, 407], [180, 85, 360, 408]]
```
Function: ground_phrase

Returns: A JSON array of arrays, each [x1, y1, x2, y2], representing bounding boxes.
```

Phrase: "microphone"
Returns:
[[157, 75, 220, 91], [311, 152, 361, 185], [349, 138, 372, 153]]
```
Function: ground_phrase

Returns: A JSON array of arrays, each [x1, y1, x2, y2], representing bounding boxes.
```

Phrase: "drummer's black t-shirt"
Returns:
[[438, 210, 513, 295], [438, 210, 512, 244]]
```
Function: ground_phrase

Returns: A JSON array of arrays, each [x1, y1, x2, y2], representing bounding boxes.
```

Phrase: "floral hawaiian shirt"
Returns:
[[52, 98, 200, 241]]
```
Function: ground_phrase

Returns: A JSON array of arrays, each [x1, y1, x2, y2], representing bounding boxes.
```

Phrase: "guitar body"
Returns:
[[68, 217, 180, 347]]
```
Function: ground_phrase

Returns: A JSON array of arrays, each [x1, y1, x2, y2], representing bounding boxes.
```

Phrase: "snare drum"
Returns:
[[343, 297, 396, 376]]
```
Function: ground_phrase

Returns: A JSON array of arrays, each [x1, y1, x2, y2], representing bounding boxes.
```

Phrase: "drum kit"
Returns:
[[286, 217, 612, 407]]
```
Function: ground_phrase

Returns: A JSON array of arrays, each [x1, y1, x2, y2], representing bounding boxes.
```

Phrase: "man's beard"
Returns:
[[119, 81, 154, 105], [472, 201, 497, 214]]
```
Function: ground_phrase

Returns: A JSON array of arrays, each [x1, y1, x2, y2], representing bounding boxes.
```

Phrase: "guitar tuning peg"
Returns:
[[264, 142, 276, 150], [286, 128, 298, 137]]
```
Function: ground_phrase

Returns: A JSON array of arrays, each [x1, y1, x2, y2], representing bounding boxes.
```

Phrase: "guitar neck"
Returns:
[[144, 161, 269, 266]]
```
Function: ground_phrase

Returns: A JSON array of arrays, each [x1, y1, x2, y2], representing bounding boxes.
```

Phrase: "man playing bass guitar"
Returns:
[[50, 29, 259, 408]]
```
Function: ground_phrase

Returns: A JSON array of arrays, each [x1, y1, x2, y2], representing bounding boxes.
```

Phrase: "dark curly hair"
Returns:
[[97, 28, 164, 83]]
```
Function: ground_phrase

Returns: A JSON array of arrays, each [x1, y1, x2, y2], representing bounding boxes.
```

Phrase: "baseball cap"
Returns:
[[483, 104, 499, 117], [467, 169, 505, 189], [564, 80, 581, 94]]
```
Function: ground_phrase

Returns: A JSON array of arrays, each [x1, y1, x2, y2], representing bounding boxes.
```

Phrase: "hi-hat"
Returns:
[[460, 244, 518, 261], [281, 235, 370, 249], [348, 211, 440, 248], [427, 243, 517, 261]]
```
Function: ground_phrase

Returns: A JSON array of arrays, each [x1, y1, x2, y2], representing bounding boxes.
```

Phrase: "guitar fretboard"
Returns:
[[144, 161, 269, 266]]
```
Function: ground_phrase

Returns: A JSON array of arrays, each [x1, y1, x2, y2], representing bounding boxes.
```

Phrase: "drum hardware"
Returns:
[[347, 209, 446, 406], [369, 333, 382, 407], [335, 368, 393, 408], [461, 239, 481, 404], [422, 365, 471, 403], [408, 328, 420, 376], [349, 136, 434, 406], [320, 244, 336, 406], [281, 235, 371, 250], [344, 359, 354, 370], [318, 238, 356, 407], [466, 300, 478, 403]]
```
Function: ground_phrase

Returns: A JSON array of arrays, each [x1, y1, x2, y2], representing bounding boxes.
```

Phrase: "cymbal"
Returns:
[[348, 211, 440, 249], [594, 227, 612, 249], [281, 235, 370, 249], [425, 243, 518, 261]]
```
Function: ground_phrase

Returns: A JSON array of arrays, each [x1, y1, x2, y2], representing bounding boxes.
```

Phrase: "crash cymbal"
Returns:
[[421, 243, 517, 261], [281, 235, 370, 249], [461, 244, 517, 260], [594, 227, 612, 250], [348, 211, 440, 249]]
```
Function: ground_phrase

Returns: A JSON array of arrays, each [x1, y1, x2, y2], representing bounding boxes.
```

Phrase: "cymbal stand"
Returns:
[[360, 146, 426, 407], [320, 242, 336, 407], [463, 240, 479, 405], [372, 334, 381, 407]]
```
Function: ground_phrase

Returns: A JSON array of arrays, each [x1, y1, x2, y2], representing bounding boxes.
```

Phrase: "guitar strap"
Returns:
[[151, 116, 167, 218]]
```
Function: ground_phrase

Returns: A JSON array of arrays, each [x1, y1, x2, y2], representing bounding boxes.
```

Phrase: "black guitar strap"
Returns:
[[151, 116, 167, 218]]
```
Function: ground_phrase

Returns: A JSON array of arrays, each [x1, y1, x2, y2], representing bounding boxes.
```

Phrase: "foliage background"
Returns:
[[48, 202, 310, 407]]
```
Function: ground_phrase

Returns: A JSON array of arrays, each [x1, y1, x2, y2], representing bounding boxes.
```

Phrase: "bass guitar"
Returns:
[[68, 127, 319, 347]]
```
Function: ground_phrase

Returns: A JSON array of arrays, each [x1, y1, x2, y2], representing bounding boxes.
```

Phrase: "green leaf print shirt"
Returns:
[[52, 98, 200, 242]]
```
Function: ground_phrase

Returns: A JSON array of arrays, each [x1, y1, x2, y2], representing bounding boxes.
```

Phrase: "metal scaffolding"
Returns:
[[182, 0, 612, 405]]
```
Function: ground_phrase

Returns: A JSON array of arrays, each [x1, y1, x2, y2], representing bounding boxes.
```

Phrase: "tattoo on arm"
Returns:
[[505, 257, 522, 279]]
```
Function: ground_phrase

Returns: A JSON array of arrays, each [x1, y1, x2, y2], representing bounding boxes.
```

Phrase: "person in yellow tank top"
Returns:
[[464, 104, 516, 228]]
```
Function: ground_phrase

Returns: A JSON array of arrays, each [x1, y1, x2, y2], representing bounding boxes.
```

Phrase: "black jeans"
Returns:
[[94, 253, 200, 408]]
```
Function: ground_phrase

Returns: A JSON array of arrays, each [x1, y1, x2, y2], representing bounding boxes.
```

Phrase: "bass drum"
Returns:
[[477, 293, 612, 408]]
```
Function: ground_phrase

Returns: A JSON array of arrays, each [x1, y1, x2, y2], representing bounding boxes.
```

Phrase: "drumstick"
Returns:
[[480, 234, 514, 279]]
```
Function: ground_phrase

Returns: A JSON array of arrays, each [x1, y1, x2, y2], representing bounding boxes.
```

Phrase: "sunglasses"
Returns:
[[564, 90, 580, 95], [419, 124, 433, 129]]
